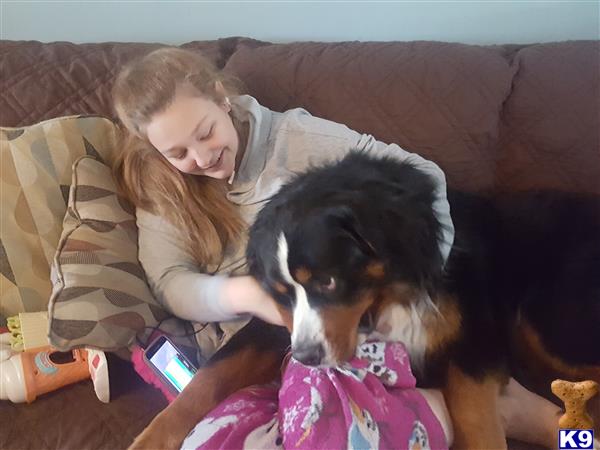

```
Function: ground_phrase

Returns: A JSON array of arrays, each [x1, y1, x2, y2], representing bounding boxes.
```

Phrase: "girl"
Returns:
[[112, 47, 454, 355], [114, 47, 561, 450]]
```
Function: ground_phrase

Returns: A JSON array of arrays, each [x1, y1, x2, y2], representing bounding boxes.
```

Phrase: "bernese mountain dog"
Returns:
[[130, 151, 600, 450]]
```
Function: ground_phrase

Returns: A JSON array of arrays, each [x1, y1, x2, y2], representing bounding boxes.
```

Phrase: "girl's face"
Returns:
[[145, 87, 239, 180]]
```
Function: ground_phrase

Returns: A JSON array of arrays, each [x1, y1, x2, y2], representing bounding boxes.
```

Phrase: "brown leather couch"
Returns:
[[1, 37, 598, 450]]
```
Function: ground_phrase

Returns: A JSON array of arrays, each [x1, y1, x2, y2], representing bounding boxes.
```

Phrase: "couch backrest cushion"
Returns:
[[1, 116, 116, 316], [225, 41, 516, 192], [0, 38, 267, 129], [496, 41, 600, 194]]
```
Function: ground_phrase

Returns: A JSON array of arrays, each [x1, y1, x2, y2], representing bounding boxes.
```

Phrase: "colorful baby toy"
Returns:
[[0, 312, 109, 403]]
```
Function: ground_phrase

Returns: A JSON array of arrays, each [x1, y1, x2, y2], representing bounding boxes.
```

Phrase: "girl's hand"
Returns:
[[222, 276, 286, 326]]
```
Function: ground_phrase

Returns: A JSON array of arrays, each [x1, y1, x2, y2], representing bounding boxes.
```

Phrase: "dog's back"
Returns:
[[443, 189, 600, 383]]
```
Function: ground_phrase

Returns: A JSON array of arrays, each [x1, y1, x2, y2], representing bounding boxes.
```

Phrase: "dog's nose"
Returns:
[[293, 343, 325, 366]]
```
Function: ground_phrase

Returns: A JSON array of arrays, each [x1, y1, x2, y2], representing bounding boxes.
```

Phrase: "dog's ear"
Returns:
[[246, 215, 279, 280], [325, 205, 377, 257]]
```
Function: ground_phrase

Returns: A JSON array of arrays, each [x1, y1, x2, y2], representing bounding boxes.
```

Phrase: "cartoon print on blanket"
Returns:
[[181, 341, 447, 450]]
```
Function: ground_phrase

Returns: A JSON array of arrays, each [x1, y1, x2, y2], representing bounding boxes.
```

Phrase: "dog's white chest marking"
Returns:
[[367, 300, 431, 374]]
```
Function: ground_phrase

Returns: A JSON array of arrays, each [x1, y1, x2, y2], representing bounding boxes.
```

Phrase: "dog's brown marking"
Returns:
[[424, 294, 462, 354], [129, 344, 282, 450], [276, 303, 294, 332], [294, 267, 312, 284], [321, 293, 375, 362], [444, 363, 507, 450], [514, 320, 600, 384], [274, 281, 288, 294], [378, 282, 422, 307], [365, 261, 385, 279]]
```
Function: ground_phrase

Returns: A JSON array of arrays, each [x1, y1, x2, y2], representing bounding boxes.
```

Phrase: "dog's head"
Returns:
[[274, 205, 383, 366], [247, 155, 444, 367], [249, 202, 441, 367]]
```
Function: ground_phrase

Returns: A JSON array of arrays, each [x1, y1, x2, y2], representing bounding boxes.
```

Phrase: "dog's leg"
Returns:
[[129, 319, 289, 450], [444, 363, 506, 450]]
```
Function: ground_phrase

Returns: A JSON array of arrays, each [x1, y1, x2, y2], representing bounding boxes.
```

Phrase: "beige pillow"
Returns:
[[1, 116, 117, 317], [48, 156, 171, 350]]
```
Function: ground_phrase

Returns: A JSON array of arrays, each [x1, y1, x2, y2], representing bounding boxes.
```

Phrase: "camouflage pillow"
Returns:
[[48, 156, 169, 350]]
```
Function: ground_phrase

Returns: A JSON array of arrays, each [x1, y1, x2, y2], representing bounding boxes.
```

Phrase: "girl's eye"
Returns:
[[198, 125, 214, 141], [174, 150, 187, 160]]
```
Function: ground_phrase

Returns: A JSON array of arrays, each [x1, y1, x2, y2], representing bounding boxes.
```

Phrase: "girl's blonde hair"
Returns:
[[112, 47, 246, 268]]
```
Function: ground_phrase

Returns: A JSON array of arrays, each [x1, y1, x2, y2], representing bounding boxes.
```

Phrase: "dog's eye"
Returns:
[[318, 276, 336, 293]]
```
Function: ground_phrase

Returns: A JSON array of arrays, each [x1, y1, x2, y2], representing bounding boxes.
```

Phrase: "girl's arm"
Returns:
[[136, 208, 283, 325]]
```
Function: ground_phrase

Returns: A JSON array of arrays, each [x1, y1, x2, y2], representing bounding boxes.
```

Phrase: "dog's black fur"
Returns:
[[246, 151, 600, 386]]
